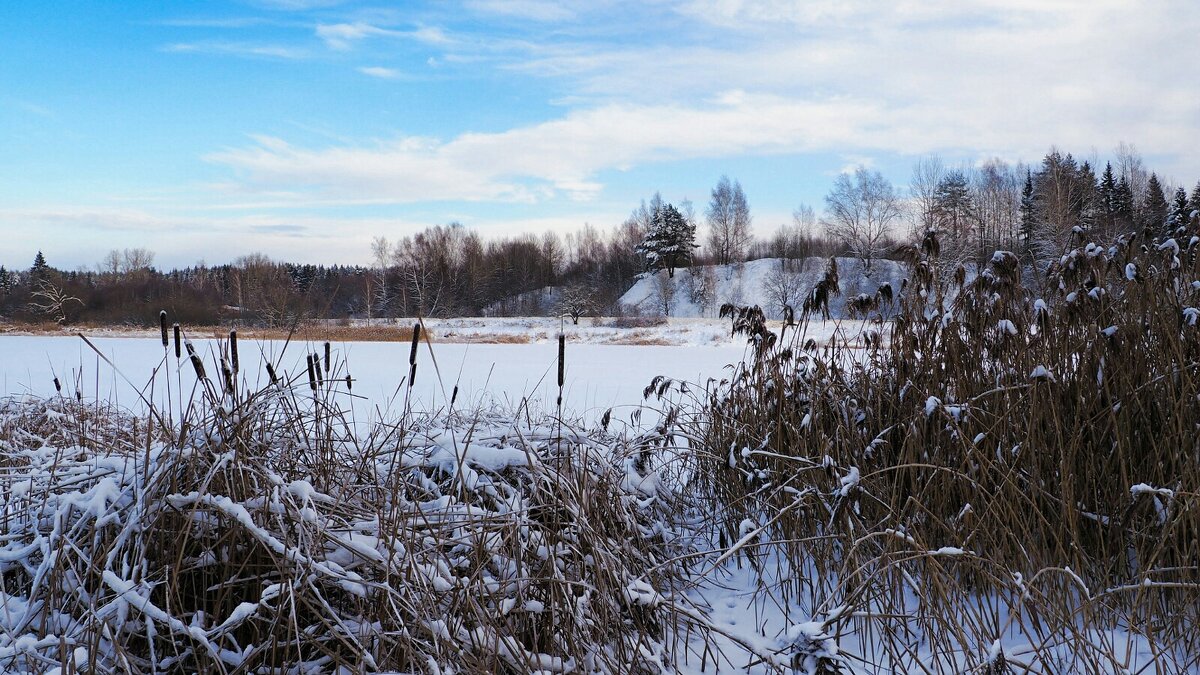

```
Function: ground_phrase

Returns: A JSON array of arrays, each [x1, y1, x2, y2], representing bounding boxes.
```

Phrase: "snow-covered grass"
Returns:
[[2, 232, 1199, 673], [689, 234, 1200, 672], [620, 257, 907, 320]]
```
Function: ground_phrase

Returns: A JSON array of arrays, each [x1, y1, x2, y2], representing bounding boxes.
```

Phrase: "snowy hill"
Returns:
[[618, 256, 908, 319]]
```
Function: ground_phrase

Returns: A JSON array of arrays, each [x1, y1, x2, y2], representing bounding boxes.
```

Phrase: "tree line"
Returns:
[[2, 144, 1195, 326]]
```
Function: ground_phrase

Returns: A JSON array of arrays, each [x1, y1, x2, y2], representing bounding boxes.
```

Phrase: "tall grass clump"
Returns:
[[0, 332, 716, 673], [691, 227, 1200, 672]]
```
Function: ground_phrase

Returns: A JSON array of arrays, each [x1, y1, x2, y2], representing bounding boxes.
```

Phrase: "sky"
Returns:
[[1, 0, 1198, 270]]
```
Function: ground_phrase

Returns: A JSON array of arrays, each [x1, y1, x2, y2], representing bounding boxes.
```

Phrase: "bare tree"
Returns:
[[29, 278, 82, 324], [369, 236, 392, 324], [652, 271, 676, 316], [821, 167, 902, 271], [909, 155, 945, 241], [121, 248, 155, 274], [559, 284, 595, 324], [99, 248, 155, 277], [760, 259, 805, 318], [1115, 142, 1149, 224], [681, 265, 718, 317], [705, 176, 753, 265], [971, 159, 1023, 262]]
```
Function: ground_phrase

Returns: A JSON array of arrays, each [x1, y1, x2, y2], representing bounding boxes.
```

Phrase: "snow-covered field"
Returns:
[[0, 318, 879, 419], [620, 257, 907, 319], [0, 334, 747, 423]]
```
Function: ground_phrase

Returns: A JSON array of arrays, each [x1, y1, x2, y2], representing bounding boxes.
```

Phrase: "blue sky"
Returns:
[[2, 0, 1198, 269]]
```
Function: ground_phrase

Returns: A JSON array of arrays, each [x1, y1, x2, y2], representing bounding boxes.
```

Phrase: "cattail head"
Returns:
[[323, 341, 331, 374], [221, 359, 234, 393], [159, 311, 168, 347], [185, 341, 207, 380], [313, 352, 323, 385], [53, 376, 62, 393], [408, 323, 420, 387], [265, 362, 278, 385], [173, 323, 181, 359], [451, 384, 458, 407], [306, 354, 317, 392], [345, 373, 352, 391], [557, 333, 565, 389], [229, 330, 239, 374]]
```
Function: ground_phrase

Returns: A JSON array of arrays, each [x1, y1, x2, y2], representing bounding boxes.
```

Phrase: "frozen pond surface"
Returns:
[[0, 335, 753, 423]]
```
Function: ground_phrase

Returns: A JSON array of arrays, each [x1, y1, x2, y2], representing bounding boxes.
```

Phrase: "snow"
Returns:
[[0, 318, 881, 423], [619, 257, 907, 319], [1029, 365, 1054, 381]]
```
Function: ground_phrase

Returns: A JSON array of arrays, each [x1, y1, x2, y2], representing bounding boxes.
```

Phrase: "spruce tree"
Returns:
[[1019, 171, 1037, 247], [1076, 160, 1099, 230], [1114, 176, 1134, 230], [30, 251, 49, 281], [1142, 174, 1169, 234], [1097, 163, 1118, 233], [1190, 182, 1200, 217], [1168, 187, 1189, 231]]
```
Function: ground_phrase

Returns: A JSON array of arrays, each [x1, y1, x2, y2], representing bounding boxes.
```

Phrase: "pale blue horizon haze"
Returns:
[[1, 0, 1198, 270]]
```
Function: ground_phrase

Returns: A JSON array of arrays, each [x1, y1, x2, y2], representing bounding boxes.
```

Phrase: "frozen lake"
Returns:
[[0, 334, 753, 424]]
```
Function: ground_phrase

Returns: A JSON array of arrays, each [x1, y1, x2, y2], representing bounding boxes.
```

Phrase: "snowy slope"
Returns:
[[619, 256, 908, 319]]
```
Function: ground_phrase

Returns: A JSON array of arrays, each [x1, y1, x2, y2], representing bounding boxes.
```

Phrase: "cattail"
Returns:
[[173, 323, 181, 359], [557, 333, 565, 407], [306, 354, 317, 392], [557, 334, 565, 389], [408, 323, 420, 388], [229, 330, 239, 374], [266, 362, 278, 385], [345, 373, 352, 391], [185, 341, 206, 380], [313, 353, 323, 385], [159, 310, 168, 347], [221, 359, 234, 393], [53, 377, 61, 393], [450, 384, 458, 407], [323, 342, 331, 374]]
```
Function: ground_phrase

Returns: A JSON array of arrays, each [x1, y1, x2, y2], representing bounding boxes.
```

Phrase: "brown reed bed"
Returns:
[[679, 226, 1200, 672]]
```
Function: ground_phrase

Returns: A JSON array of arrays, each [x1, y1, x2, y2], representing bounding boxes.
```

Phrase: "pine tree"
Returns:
[[1019, 171, 1037, 247], [0, 266, 10, 294], [1190, 182, 1200, 218], [636, 202, 697, 278], [1142, 174, 1169, 234]]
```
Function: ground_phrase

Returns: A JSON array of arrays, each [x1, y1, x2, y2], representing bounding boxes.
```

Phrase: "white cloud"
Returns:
[[163, 41, 308, 59], [358, 66, 401, 79], [501, 0, 1200, 174], [207, 94, 890, 204], [464, 0, 577, 22], [315, 22, 451, 50], [196, 0, 1200, 209]]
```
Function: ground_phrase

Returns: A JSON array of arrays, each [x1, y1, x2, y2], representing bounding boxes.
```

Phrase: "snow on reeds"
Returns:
[[2, 225, 1199, 673], [0, 351, 715, 673], [689, 230, 1200, 672]]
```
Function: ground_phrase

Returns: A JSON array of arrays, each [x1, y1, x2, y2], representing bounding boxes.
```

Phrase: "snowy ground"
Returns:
[[0, 318, 880, 420], [620, 257, 907, 320], [2, 316, 880, 347], [0, 318, 1175, 673]]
